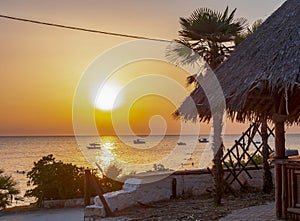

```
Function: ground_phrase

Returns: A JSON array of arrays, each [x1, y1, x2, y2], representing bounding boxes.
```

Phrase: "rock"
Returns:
[[84, 205, 106, 220]]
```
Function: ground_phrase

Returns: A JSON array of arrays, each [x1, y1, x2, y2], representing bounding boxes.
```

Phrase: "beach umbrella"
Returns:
[[175, 0, 300, 218]]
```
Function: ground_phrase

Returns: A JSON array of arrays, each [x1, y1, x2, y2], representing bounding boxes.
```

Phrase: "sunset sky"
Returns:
[[1, 0, 297, 136]]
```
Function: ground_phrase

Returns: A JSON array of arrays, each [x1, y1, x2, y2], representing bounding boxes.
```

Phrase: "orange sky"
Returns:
[[1, 0, 298, 136]]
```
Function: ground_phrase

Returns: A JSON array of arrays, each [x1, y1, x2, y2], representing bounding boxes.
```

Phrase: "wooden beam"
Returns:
[[273, 90, 287, 219], [274, 118, 286, 218], [282, 164, 287, 219], [90, 174, 113, 217], [274, 118, 286, 158], [275, 162, 283, 218], [84, 170, 91, 206]]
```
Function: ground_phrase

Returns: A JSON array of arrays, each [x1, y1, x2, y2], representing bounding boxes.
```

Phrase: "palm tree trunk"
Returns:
[[212, 145, 224, 205], [212, 112, 224, 205]]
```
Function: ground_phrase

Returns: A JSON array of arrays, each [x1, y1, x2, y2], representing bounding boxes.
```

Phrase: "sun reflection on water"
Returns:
[[95, 137, 116, 168]]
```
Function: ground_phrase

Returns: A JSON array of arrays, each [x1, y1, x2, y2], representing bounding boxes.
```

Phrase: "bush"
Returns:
[[93, 175, 123, 194], [25, 154, 84, 205], [92, 164, 123, 193], [0, 169, 20, 209], [248, 154, 263, 166], [222, 154, 263, 168], [25, 155, 124, 206], [105, 164, 122, 180], [147, 163, 172, 172]]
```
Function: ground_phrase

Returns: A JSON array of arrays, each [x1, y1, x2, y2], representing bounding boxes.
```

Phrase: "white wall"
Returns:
[[87, 168, 272, 217]]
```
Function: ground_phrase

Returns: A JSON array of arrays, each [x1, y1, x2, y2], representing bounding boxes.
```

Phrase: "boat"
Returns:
[[285, 149, 299, 157], [133, 139, 145, 144], [177, 142, 186, 145], [14, 196, 25, 201], [199, 138, 209, 143], [270, 149, 299, 158], [87, 143, 101, 149]]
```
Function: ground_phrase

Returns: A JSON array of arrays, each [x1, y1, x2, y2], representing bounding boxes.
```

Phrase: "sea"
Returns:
[[0, 134, 299, 207]]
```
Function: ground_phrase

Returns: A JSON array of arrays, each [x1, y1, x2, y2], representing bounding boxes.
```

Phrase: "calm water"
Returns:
[[0, 134, 299, 206]]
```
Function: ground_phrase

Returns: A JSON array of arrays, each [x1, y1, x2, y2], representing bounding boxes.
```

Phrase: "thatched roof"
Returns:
[[176, 0, 300, 124]]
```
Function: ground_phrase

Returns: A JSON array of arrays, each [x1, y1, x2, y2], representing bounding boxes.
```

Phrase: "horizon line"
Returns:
[[1, 133, 300, 137]]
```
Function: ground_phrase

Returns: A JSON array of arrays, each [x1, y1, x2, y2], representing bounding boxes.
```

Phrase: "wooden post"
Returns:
[[90, 174, 113, 217], [84, 169, 91, 206], [273, 91, 287, 219], [288, 168, 291, 209], [273, 113, 287, 219], [282, 164, 287, 219], [275, 120, 285, 159], [171, 178, 177, 199]]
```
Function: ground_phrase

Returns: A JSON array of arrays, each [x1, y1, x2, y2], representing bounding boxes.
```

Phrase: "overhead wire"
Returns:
[[0, 14, 172, 43]]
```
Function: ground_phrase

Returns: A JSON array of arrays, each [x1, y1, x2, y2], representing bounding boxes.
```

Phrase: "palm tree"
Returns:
[[235, 19, 263, 45], [168, 7, 247, 74], [167, 6, 247, 205], [0, 169, 20, 209]]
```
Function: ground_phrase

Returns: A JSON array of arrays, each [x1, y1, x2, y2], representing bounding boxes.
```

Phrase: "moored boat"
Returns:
[[133, 139, 145, 144], [177, 142, 186, 145], [199, 138, 209, 143], [87, 143, 101, 149]]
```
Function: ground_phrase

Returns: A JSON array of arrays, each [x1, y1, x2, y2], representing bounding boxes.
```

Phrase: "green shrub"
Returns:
[[222, 160, 234, 168], [0, 169, 20, 209], [222, 154, 263, 168], [25, 154, 85, 205], [25, 155, 124, 206], [105, 164, 122, 180], [248, 154, 263, 166], [93, 175, 123, 194], [147, 163, 172, 172], [93, 164, 123, 193]]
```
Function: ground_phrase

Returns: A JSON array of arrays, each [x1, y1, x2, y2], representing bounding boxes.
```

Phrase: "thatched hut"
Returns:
[[175, 0, 300, 219]]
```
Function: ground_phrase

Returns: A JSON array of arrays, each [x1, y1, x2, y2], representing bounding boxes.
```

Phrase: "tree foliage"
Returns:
[[25, 154, 84, 204], [95, 164, 124, 193], [167, 6, 247, 72], [234, 19, 264, 45], [104, 164, 122, 180], [25, 155, 124, 206], [0, 169, 20, 209]]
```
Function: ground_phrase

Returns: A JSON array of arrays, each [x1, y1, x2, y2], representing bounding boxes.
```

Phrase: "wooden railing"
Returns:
[[222, 122, 274, 187], [276, 158, 300, 220]]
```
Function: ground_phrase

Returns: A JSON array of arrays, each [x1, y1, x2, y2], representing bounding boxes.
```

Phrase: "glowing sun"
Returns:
[[95, 83, 123, 111]]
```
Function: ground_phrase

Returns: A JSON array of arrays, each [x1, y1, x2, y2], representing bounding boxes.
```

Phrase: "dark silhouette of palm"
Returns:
[[167, 6, 248, 205], [0, 169, 20, 209], [168, 7, 247, 73], [235, 19, 263, 45]]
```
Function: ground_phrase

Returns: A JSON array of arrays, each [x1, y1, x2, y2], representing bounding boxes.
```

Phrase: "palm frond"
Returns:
[[179, 6, 248, 43], [165, 39, 200, 66], [186, 74, 198, 86], [221, 6, 229, 21], [227, 8, 237, 23], [250, 19, 264, 33], [234, 19, 263, 45]]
